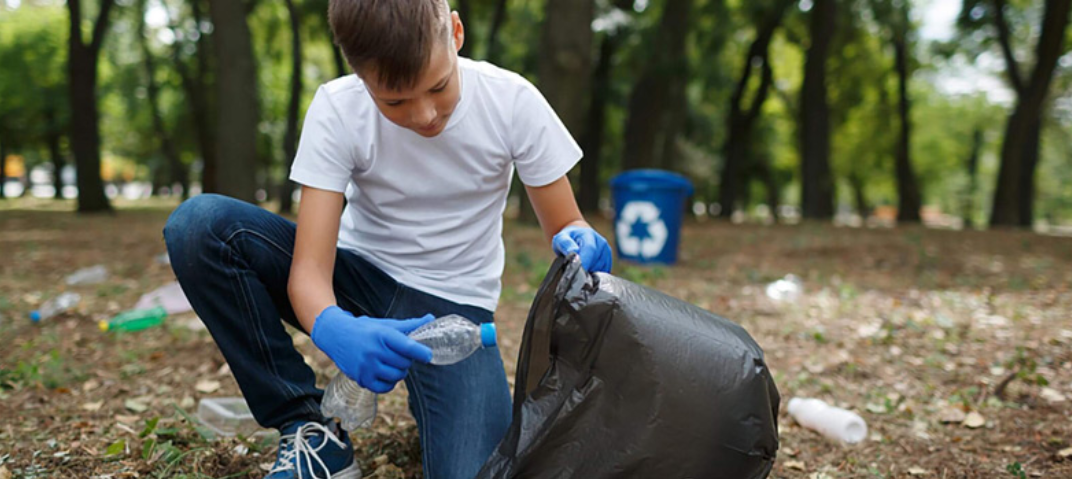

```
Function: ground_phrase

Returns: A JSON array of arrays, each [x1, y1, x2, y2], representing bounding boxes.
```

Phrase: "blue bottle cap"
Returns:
[[30, 311, 41, 322], [480, 322, 497, 348]]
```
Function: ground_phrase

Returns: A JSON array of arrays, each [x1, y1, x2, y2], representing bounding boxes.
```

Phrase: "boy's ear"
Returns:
[[451, 11, 465, 53]]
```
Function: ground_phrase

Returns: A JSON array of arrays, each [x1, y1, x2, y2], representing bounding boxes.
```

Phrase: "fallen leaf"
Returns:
[[0, 465, 10, 479], [124, 399, 148, 413], [114, 414, 140, 424], [180, 395, 195, 409], [82, 379, 101, 392], [908, 466, 929, 475], [962, 411, 986, 429], [196, 379, 221, 394], [1039, 387, 1066, 403], [785, 460, 806, 471], [1058, 447, 1072, 458], [866, 402, 887, 414], [938, 407, 966, 424], [81, 401, 104, 411]]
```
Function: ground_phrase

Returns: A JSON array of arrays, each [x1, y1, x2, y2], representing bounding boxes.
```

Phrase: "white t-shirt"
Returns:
[[289, 58, 581, 311]]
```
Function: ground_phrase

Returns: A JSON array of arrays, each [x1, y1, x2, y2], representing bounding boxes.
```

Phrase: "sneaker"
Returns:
[[264, 420, 361, 479]]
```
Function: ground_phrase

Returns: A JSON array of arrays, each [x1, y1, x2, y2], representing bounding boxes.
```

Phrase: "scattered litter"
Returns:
[[766, 274, 803, 303], [99, 306, 167, 332], [134, 282, 192, 315], [65, 265, 108, 286], [30, 292, 81, 322], [788, 397, 867, 444], [197, 397, 264, 437]]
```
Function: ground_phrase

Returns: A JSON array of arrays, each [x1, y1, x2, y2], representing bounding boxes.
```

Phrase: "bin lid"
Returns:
[[610, 169, 693, 194]]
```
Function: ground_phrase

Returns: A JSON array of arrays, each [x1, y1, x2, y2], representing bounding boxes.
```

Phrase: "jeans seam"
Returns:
[[383, 282, 404, 318], [407, 369, 435, 476], [223, 228, 305, 403]]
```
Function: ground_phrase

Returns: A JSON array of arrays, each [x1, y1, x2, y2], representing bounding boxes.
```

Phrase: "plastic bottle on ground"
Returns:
[[765, 274, 803, 303], [787, 397, 868, 444], [30, 292, 82, 322], [320, 314, 497, 431], [65, 265, 109, 285], [99, 306, 167, 332]]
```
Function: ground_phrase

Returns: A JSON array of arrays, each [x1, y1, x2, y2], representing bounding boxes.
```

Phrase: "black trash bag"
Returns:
[[477, 256, 780, 479]]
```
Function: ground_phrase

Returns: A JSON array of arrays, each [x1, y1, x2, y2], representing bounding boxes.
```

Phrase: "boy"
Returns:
[[163, 0, 611, 478]]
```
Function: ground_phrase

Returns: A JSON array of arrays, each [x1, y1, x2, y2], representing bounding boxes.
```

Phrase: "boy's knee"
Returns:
[[163, 194, 230, 250]]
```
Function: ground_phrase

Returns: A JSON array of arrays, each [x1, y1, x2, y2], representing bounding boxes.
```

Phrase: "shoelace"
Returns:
[[268, 422, 347, 479]]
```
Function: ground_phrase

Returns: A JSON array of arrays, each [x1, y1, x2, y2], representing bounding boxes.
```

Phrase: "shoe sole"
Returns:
[[331, 462, 362, 479]]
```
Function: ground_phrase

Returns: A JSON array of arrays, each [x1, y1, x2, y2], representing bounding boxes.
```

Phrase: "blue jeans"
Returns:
[[163, 194, 512, 479]]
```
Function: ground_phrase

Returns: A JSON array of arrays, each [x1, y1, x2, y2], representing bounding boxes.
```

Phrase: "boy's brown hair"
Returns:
[[329, 0, 452, 91]]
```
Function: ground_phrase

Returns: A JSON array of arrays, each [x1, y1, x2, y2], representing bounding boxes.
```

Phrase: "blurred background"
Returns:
[[3, 1, 1072, 478], [2, 0, 1071, 231]]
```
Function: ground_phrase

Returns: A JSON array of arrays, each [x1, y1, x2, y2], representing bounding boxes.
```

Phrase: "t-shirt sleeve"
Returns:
[[509, 80, 583, 187], [289, 86, 358, 193]]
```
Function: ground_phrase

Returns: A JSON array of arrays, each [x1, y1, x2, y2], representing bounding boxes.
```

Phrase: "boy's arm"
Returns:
[[289, 186, 346, 333], [526, 175, 613, 273]]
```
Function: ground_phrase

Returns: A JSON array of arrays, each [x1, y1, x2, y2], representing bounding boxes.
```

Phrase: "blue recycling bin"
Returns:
[[610, 169, 693, 265]]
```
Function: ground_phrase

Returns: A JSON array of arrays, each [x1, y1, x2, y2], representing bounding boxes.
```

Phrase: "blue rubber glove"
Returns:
[[311, 306, 434, 394], [552, 225, 613, 273]]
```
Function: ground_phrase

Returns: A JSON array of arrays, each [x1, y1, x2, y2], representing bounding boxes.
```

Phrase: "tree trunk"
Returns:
[[139, 0, 188, 200], [579, 32, 617, 213], [0, 138, 6, 199], [167, 0, 217, 195], [989, 0, 1072, 227], [45, 103, 65, 199], [622, 0, 692, 171], [963, 128, 982, 229], [280, 0, 303, 214], [209, 0, 259, 203], [1016, 117, 1042, 226], [893, 26, 922, 223], [527, 0, 593, 224], [458, 0, 473, 58], [848, 172, 868, 220], [67, 0, 116, 213], [486, 0, 509, 64], [799, 0, 836, 220], [718, 2, 790, 218]]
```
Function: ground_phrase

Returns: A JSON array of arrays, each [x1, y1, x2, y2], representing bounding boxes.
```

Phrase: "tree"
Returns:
[[622, 0, 693, 171], [138, 0, 188, 200], [960, 0, 1072, 227], [208, 0, 259, 203], [799, 0, 836, 219], [717, 0, 794, 218], [165, 0, 219, 194], [67, 0, 117, 212], [279, 0, 303, 214], [870, 0, 921, 222]]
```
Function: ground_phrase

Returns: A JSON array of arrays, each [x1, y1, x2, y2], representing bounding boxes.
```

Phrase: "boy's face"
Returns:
[[363, 12, 465, 138]]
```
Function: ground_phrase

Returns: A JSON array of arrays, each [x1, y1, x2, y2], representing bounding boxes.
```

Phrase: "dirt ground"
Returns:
[[1, 197, 1070, 478]]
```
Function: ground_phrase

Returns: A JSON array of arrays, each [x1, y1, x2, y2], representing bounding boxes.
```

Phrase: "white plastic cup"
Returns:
[[787, 397, 867, 444]]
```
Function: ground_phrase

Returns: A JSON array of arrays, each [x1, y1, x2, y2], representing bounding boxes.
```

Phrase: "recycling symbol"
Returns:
[[616, 201, 668, 259]]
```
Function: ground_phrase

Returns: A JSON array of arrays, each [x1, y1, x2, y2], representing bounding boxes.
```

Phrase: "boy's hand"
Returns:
[[311, 306, 434, 393], [552, 226, 613, 273]]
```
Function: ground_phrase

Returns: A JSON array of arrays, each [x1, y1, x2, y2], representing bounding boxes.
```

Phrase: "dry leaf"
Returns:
[[962, 411, 985, 429], [196, 379, 221, 394], [1039, 387, 1066, 403], [785, 460, 806, 471], [180, 395, 195, 409], [0, 465, 11, 479], [124, 399, 148, 413], [114, 414, 140, 424], [908, 466, 929, 475], [938, 407, 966, 424], [82, 379, 101, 392], [81, 401, 104, 412], [1058, 447, 1072, 458]]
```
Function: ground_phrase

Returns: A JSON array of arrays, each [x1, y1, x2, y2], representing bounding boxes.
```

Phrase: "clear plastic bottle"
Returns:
[[787, 397, 868, 444], [30, 292, 81, 322], [320, 314, 497, 431], [65, 265, 109, 285]]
